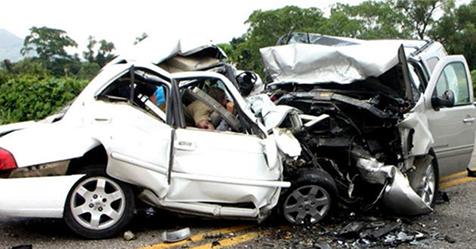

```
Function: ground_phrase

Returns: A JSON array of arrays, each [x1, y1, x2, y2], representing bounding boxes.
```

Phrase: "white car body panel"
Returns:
[[0, 123, 100, 167], [108, 36, 226, 68], [173, 128, 279, 179], [0, 120, 37, 135], [91, 101, 173, 197], [0, 175, 83, 218]]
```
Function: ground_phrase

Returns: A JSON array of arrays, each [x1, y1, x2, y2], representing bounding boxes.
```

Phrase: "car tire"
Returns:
[[408, 154, 439, 208], [64, 167, 135, 239], [281, 168, 337, 225]]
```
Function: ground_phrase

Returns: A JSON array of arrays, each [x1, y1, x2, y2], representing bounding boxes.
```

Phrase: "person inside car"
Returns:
[[184, 87, 230, 130]]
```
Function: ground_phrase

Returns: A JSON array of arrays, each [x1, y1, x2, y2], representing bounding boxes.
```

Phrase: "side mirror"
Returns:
[[431, 89, 455, 109]]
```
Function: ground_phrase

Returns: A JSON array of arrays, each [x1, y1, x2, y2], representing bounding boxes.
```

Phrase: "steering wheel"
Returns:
[[236, 71, 258, 84], [236, 71, 258, 96]]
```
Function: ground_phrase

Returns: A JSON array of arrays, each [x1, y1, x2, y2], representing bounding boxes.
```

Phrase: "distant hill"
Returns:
[[0, 29, 25, 62]]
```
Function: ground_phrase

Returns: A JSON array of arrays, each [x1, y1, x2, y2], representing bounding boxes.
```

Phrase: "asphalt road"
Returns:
[[1, 156, 476, 249]]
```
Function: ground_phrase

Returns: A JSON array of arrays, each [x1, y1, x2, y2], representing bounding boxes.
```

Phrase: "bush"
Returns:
[[77, 62, 101, 80], [0, 75, 88, 124]]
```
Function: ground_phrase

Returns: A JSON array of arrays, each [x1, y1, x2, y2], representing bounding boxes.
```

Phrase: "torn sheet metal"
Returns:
[[248, 94, 302, 131], [261, 33, 428, 86], [109, 35, 226, 67], [272, 128, 302, 158], [356, 158, 396, 185], [382, 168, 433, 215], [260, 42, 403, 84], [398, 103, 434, 157], [355, 156, 432, 215], [162, 227, 191, 243]]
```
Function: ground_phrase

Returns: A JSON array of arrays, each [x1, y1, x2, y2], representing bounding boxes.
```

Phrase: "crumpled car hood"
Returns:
[[261, 41, 403, 84], [260, 35, 427, 96]]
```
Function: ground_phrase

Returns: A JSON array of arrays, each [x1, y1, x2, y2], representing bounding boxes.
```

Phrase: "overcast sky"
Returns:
[[1, 0, 471, 55], [1, 0, 362, 54]]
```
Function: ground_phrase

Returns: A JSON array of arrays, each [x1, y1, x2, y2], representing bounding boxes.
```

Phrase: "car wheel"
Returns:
[[409, 155, 438, 208], [281, 169, 337, 225], [64, 167, 135, 239]]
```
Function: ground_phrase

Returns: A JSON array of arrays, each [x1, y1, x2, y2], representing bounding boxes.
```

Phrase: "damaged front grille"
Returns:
[[272, 85, 432, 216]]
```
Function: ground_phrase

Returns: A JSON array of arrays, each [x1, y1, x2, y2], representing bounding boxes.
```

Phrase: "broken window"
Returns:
[[179, 77, 241, 132], [97, 68, 170, 121]]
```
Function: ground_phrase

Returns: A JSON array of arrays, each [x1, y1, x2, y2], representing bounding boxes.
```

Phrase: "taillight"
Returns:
[[0, 148, 17, 170]]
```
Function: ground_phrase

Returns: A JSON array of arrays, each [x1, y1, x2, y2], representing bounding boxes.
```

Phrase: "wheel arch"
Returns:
[[67, 145, 108, 175]]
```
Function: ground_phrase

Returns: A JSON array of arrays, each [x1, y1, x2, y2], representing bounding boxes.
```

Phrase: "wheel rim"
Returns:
[[283, 185, 331, 225], [419, 163, 436, 206], [69, 176, 126, 230]]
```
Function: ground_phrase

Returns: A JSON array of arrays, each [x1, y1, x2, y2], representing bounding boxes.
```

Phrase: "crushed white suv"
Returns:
[[261, 33, 476, 218]]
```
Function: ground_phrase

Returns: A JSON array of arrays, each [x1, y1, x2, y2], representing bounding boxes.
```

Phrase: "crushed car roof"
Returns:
[[260, 33, 428, 85], [108, 35, 227, 69]]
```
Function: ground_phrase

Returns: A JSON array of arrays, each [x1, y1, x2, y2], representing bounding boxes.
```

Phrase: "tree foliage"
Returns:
[[21, 26, 77, 61], [0, 75, 87, 124], [394, 0, 441, 39], [331, 1, 413, 38], [235, 6, 326, 73], [83, 36, 116, 68], [229, 0, 476, 75], [134, 32, 148, 45], [430, 0, 476, 69]]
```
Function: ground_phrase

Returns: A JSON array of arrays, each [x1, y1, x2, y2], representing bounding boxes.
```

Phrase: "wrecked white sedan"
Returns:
[[0, 39, 312, 239], [261, 33, 476, 218]]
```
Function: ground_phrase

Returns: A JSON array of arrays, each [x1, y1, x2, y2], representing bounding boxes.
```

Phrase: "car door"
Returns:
[[95, 66, 174, 198], [165, 72, 287, 207], [423, 56, 476, 176]]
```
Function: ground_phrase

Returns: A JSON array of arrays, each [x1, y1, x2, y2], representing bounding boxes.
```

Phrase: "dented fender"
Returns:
[[398, 111, 434, 156], [356, 157, 433, 215], [382, 168, 433, 215]]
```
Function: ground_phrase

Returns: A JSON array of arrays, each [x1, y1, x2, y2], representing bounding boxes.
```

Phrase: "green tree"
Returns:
[[76, 62, 101, 80], [134, 32, 148, 45], [83, 36, 97, 63], [83, 36, 116, 68], [332, 1, 413, 39], [321, 11, 362, 37], [50, 54, 82, 77], [395, 0, 444, 39], [0, 58, 49, 86], [96, 40, 116, 67], [236, 6, 327, 73], [20, 26, 80, 77], [430, 0, 476, 70], [21, 26, 78, 62]]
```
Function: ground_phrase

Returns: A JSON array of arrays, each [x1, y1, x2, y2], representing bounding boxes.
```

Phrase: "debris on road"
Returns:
[[266, 208, 458, 248], [161, 227, 191, 243], [123, 230, 136, 241]]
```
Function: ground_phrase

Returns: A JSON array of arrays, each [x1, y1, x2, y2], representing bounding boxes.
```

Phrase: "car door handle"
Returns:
[[175, 141, 197, 151], [94, 117, 111, 123], [463, 117, 475, 123]]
